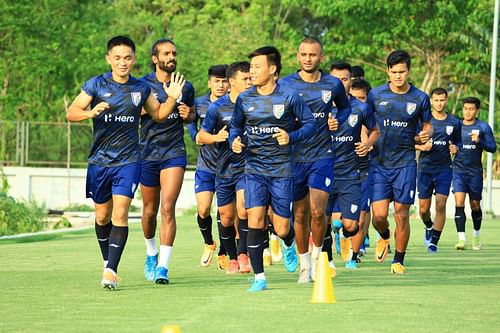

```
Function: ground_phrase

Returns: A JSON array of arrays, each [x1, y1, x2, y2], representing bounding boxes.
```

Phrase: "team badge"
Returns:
[[406, 102, 417, 115], [446, 125, 454, 136], [273, 104, 285, 119], [350, 204, 358, 214], [348, 114, 359, 127], [321, 90, 331, 104], [131, 92, 141, 106], [325, 177, 331, 187]]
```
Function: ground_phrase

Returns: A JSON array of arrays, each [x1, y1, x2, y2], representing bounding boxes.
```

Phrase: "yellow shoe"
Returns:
[[101, 268, 121, 290], [340, 236, 352, 262], [375, 238, 390, 263], [200, 241, 217, 267], [263, 248, 272, 267], [217, 255, 228, 270], [455, 240, 466, 250], [270, 238, 283, 262], [329, 261, 337, 278], [391, 262, 406, 274], [472, 236, 482, 250]]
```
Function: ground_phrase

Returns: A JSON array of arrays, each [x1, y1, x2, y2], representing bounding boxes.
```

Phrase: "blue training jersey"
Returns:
[[453, 119, 496, 175], [82, 72, 151, 167], [368, 83, 432, 169], [332, 96, 377, 179], [418, 113, 462, 172], [201, 94, 246, 179], [139, 72, 195, 161], [230, 84, 317, 177], [279, 71, 351, 162], [187, 94, 219, 173]]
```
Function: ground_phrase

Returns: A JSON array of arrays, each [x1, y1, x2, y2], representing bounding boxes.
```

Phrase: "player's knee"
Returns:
[[197, 206, 211, 218], [310, 207, 326, 223], [343, 221, 358, 235], [470, 201, 481, 211]]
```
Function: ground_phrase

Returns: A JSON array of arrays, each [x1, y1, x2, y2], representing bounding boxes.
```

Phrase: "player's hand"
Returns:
[[272, 128, 289, 145], [354, 142, 370, 157], [418, 130, 430, 144], [214, 125, 229, 143], [163, 72, 186, 101], [232, 136, 245, 153], [177, 103, 190, 120], [195, 132, 203, 145], [469, 132, 480, 143], [420, 139, 433, 151], [89, 102, 109, 118], [328, 113, 338, 131], [449, 141, 458, 154]]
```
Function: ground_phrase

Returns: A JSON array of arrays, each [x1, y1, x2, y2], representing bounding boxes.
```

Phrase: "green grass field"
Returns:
[[1, 215, 499, 333]]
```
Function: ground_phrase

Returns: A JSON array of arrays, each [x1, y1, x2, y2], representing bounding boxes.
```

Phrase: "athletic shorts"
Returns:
[[293, 158, 334, 201], [452, 172, 483, 201], [86, 162, 141, 204], [194, 169, 216, 193], [140, 155, 187, 187], [244, 173, 293, 219], [327, 179, 361, 221], [372, 164, 417, 205], [417, 167, 452, 199], [360, 170, 373, 212], [215, 174, 245, 207]]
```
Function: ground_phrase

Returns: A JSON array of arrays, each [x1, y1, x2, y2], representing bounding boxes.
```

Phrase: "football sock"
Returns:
[[352, 251, 359, 262], [107, 225, 129, 273], [299, 252, 311, 270], [197, 215, 214, 245], [471, 209, 482, 231], [219, 224, 237, 260], [430, 229, 442, 245], [281, 226, 295, 247], [454, 206, 466, 233], [343, 224, 359, 238], [393, 250, 405, 265], [158, 245, 172, 269], [95, 221, 112, 262], [144, 237, 158, 256], [379, 228, 390, 240], [217, 214, 227, 255], [322, 224, 333, 261], [237, 218, 248, 255], [247, 228, 266, 274], [423, 218, 433, 229]]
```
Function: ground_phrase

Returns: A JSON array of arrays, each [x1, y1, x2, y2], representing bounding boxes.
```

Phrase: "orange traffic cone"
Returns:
[[311, 252, 336, 303], [160, 325, 181, 333]]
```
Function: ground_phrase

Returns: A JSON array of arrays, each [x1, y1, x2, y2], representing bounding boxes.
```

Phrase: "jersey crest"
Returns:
[[348, 114, 359, 127], [350, 204, 358, 214], [446, 125, 454, 136], [406, 102, 416, 115], [131, 92, 142, 106], [273, 104, 285, 119], [321, 90, 331, 104]]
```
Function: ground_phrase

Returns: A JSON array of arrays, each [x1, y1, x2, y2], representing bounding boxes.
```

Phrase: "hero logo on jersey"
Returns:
[[131, 92, 142, 106], [406, 102, 417, 115], [446, 125, 454, 135], [348, 114, 358, 127], [321, 90, 331, 104], [273, 104, 285, 119]]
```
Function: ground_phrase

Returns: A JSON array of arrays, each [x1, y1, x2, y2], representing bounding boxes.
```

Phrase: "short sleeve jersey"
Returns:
[[191, 94, 219, 173], [82, 72, 151, 167]]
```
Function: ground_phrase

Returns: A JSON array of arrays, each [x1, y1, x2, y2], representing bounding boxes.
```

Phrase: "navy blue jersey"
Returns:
[[279, 71, 351, 162], [368, 83, 431, 168], [453, 119, 496, 175], [201, 94, 245, 179], [230, 84, 317, 177], [187, 94, 219, 173], [418, 113, 462, 172], [139, 72, 195, 161], [332, 96, 376, 179], [82, 72, 151, 167]]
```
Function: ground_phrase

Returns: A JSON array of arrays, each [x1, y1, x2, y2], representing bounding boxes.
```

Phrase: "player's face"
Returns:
[[230, 71, 252, 95], [153, 42, 177, 73], [250, 55, 275, 86], [387, 63, 410, 88], [106, 45, 136, 78], [350, 88, 367, 103], [330, 69, 351, 93], [208, 76, 228, 98], [297, 42, 323, 73], [463, 103, 479, 121], [431, 93, 448, 113]]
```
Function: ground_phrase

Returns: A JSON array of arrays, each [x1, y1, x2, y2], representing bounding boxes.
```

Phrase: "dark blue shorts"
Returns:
[[215, 174, 245, 207], [244, 173, 293, 219], [372, 164, 417, 205], [327, 179, 361, 220], [360, 170, 373, 212], [417, 167, 452, 199], [86, 162, 141, 204], [140, 155, 187, 187], [293, 158, 334, 201], [452, 172, 483, 201], [194, 169, 216, 193]]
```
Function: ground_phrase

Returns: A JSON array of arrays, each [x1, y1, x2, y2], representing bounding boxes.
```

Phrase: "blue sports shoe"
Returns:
[[247, 279, 267, 292], [345, 260, 358, 269], [154, 266, 169, 285], [427, 243, 438, 253], [281, 240, 298, 272], [145, 254, 158, 281], [332, 220, 342, 254], [364, 235, 370, 248], [424, 228, 432, 246]]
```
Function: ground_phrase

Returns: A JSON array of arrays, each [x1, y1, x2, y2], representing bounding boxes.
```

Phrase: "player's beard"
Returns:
[[159, 60, 176, 73], [301, 62, 320, 74]]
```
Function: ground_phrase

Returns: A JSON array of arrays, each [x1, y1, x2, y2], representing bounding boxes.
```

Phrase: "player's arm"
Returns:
[[480, 124, 497, 153], [415, 95, 433, 144], [67, 91, 108, 122], [198, 106, 228, 144], [180, 85, 196, 123], [143, 72, 185, 122], [331, 80, 351, 126], [449, 120, 462, 155], [415, 121, 432, 144], [287, 93, 317, 144], [356, 106, 380, 156], [229, 96, 245, 153]]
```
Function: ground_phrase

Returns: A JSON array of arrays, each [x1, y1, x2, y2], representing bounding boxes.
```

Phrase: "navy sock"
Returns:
[[379, 228, 390, 240], [471, 209, 482, 231], [352, 251, 358, 262], [393, 250, 405, 265], [247, 228, 266, 274], [95, 221, 112, 262], [106, 225, 129, 273], [281, 225, 295, 247], [454, 207, 466, 233], [219, 224, 237, 260], [423, 218, 433, 229], [430, 229, 442, 245], [322, 224, 333, 261], [216, 211, 227, 255], [237, 218, 248, 255], [197, 215, 214, 245]]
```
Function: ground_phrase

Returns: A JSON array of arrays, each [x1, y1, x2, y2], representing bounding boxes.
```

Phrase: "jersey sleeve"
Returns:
[[182, 83, 195, 107], [453, 119, 462, 145], [81, 77, 98, 98], [201, 103, 218, 133], [331, 79, 351, 126], [229, 95, 245, 145], [419, 94, 432, 123], [480, 122, 497, 153], [361, 103, 376, 130], [288, 92, 317, 144]]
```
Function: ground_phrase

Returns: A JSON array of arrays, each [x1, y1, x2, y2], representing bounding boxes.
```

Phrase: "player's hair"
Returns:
[[330, 61, 352, 73], [351, 65, 365, 79], [387, 50, 411, 69], [350, 79, 371, 93], [430, 87, 448, 97], [248, 46, 282, 76], [208, 64, 228, 78], [226, 61, 250, 79], [107, 36, 135, 53], [150, 38, 176, 70], [463, 96, 481, 109], [299, 36, 324, 53]]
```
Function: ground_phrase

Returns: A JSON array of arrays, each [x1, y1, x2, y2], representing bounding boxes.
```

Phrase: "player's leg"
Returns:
[[469, 173, 484, 250], [417, 170, 433, 246], [428, 168, 453, 252], [293, 162, 311, 277], [140, 184, 160, 280], [337, 180, 361, 269], [236, 184, 251, 273], [371, 165, 392, 263], [195, 170, 217, 266], [452, 172, 468, 250]]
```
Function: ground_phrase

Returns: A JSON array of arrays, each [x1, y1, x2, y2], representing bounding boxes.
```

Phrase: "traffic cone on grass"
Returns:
[[310, 252, 336, 303]]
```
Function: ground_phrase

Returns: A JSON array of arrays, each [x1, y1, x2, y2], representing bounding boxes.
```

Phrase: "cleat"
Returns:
[[375, 236, 390, 263], [154, 266, 169, 284], [217, 255, 229, 270], [270, 238, 283, 262], [144, 254, 158, 281], [364, 235, 370, 248], [345, 260, 358, 269], [282, 240, 298, 272], [391, 262, 406, 274], [455, 240, 466, 250], [311, 255, 319, 281], [247, 279, 267, 292], [472, 236, 482, 250], [263, 248, 272, 267], [340, 236, 352, 262], [355, 257, 362, 263], [359, 244, 366, 257], [200, 242, 217, 267], [333, 220, 343, 232], [238, 253, 251, 273], [423, 228, 432, 246], [226, 259, 239, 274], [297, 268, 312, 283], [427, 243, 438, 253], [329, 261, 337, 278], [101, 268, 120, 290]]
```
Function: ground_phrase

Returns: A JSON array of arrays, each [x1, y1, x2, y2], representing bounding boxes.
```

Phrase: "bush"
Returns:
[[0, 192, 47, 236]]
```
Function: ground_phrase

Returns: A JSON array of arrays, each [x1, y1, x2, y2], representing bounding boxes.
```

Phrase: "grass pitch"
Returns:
[[1, 215, 499, 333]]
